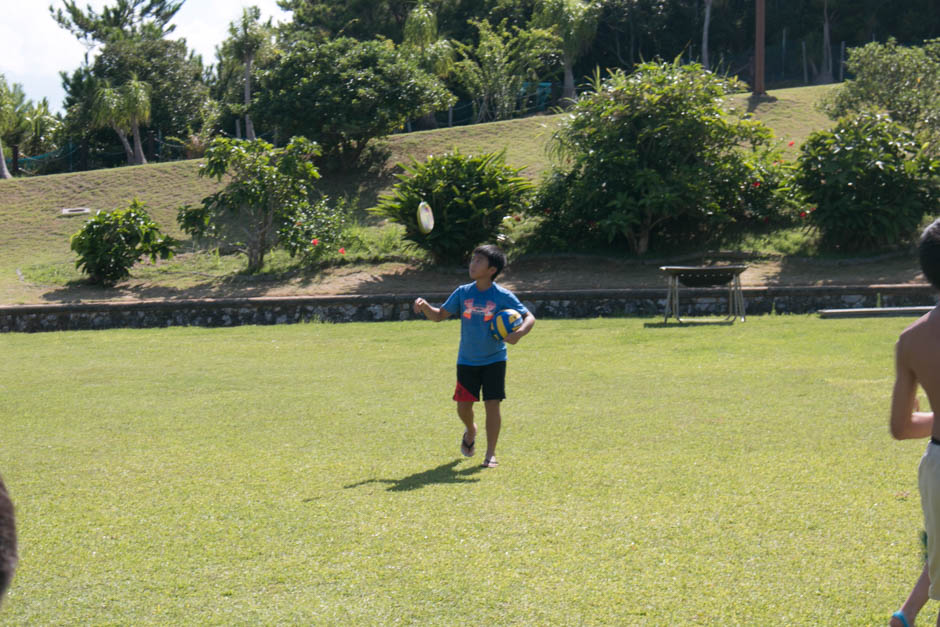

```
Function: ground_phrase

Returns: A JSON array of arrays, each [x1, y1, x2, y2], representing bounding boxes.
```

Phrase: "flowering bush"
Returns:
[[795, 113, 940, 251]]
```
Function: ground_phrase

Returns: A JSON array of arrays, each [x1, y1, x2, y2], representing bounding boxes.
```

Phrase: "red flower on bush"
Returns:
[[311, 238, 319, 246], [339, 247, 346, 255], [788, 140, 795, 147], [800, 211, 808, 218]]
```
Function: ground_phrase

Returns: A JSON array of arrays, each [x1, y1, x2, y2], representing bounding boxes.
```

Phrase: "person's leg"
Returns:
[[892, 562, 929, 626], [454, 365, 481, 456], [479, 361, 506, 467], [483, 399, 501, 465], [457, 401, 476, 440], [0, 476, 16, 605]]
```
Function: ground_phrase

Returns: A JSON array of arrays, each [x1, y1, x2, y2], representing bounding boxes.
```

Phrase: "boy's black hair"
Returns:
[[0, 476, 16, 605], [473, 244, 507, 279], [919, 218, 940, 290]]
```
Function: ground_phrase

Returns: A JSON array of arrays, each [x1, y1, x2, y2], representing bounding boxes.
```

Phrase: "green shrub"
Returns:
[[535, 61, 789, 255], [70, 199, 176, 285], [178, 137, 346, 273], [823, 38, 940, 148], [372, 149, 532, 265], [254, 37, 455, 169], [795, 113, 940, 252]]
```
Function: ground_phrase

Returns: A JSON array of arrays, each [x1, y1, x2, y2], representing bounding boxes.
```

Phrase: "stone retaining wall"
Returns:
[[1, 284, 936, 333]]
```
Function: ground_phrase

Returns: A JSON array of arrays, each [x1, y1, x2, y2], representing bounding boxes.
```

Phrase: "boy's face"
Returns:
[[468, 253, 496, 281]]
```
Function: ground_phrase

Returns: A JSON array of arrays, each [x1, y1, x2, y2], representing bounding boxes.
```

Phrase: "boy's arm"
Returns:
[[890, 338, 935, 440], [505, 311, 535, 345], [413, 297, 452, 322]]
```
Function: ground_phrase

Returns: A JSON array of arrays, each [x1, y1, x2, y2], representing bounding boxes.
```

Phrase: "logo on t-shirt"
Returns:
[[462, 298, 497, 321]]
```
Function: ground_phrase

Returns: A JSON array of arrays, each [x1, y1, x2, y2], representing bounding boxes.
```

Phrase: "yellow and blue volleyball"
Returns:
[[489, 309, 523, 341]]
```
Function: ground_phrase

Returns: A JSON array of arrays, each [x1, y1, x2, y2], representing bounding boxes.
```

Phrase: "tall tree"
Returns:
[[0, 77, 14, 179], [401, 1, 454, 129], [277, 0, 412, 41], [0, 82, 32, 176], [24, 99, 61, 158], [54, 0, 210, 162], [223, 6, 272, 141], [453, 19, 558, 122], [91, 77, 151, 165], [50, 0, 183, 45], [532, 0, 600, 103], [254, 36, 454, 167]]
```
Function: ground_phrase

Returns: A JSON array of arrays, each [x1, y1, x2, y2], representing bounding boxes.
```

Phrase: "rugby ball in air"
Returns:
[[417, 201, 434, 234]]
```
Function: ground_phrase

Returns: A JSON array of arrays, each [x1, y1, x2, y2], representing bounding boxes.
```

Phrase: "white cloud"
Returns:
[[0, 1, 290, 113]]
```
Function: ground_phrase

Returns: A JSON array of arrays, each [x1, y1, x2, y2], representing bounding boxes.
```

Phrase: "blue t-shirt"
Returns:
[[441, 282, 529, 366]]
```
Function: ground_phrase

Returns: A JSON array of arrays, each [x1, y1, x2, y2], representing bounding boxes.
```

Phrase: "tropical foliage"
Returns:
[[70, 198, 176, 285], [254, 37, 455, 168], [452, 19, 558, 122], [177, 137, 345, 273], [536, 61, 786, 255], [373, 149, 532, 265], [823, 38, 940, 152], [795, 112, 940, 252]]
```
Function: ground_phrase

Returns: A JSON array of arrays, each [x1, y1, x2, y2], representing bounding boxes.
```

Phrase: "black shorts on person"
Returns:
[[454, 361, 506, 402]]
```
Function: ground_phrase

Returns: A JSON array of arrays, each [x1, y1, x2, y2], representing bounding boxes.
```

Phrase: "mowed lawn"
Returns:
[[0, 316, 930, 624]]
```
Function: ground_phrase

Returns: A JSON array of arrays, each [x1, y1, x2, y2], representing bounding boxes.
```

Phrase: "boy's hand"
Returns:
[[505, 330, 523, 345], [413, 297, 428, 314]]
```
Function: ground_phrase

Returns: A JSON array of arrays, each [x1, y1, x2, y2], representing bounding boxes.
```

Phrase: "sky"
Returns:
[[0, 0, 292, 114]]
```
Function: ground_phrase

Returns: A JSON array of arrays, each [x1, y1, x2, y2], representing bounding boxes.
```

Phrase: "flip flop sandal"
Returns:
[[460, 432, 475, 457], [481, 456, 499, 468]]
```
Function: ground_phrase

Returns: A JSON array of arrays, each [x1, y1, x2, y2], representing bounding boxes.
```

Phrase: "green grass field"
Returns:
[[0, 315, 932, 624]]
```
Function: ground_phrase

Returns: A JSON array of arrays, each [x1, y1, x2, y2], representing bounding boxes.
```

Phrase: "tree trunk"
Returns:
[[131, 122, 147, 165], [817, 0, 834, 84], [11, 145, 20, 176], [244, 55, 256, 141], [0, 143, 11, 179], [112, 124, 134, 164], [702, 0, 713, 70], [628, 229, 650, 256], [562, 57, 576, 104]]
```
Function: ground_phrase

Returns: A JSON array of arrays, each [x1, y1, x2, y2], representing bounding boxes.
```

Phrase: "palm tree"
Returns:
[[24, 99, 61, 158], [226, 6, 270, 141], [402, 1, 453, 129], [533, 0, 600, 104], [123, 77, 151, 164], [0, 82, 32, 176], [0, 77, 12, 179], [91, 77, 151, 165]]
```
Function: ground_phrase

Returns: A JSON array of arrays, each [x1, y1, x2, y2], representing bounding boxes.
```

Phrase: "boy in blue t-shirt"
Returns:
[[413, 245, 535, 468]]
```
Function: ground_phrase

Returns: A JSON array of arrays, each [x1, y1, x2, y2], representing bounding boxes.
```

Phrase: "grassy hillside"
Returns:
[[0, 84, 839, 305]]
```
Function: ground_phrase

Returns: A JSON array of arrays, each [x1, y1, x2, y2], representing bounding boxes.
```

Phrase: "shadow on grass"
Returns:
[[343, 459, 482, 492]]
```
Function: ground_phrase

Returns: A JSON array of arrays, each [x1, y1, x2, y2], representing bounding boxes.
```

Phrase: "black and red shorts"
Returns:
[[454, 361, 506, 402]]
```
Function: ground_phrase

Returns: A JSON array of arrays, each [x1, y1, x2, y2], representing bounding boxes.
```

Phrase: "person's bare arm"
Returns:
[[505, 311, 535, 345], [890, 338, 935, 440], [413, 297, 452, 322]]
